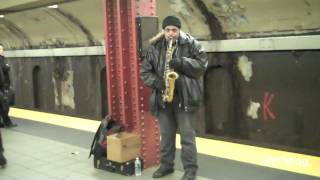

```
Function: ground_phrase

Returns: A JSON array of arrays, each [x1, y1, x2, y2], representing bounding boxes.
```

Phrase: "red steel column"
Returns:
[[103, 0, 159, 168]]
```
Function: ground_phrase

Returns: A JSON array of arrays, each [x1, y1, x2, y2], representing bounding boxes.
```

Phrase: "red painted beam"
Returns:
[[103, 0, 160, 168]]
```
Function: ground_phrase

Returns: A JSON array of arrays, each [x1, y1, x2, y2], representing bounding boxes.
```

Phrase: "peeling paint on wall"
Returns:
[[169, 0, 191, 16], [209, 0, 248, 27], [237, 55, 253, 82], [52, 70, 75, 109], [53, 79, 59, 107], [195, 0, 226, 39], [61, 71, 75, 109], [247, 100, 260, 119]]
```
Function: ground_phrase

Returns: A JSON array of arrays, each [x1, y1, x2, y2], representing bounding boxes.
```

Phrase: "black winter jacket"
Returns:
[[0, 55, 10, 91], [140, 31, 208, 114]]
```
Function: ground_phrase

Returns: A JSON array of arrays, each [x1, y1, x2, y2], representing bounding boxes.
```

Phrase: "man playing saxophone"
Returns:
[[140, 16, 207, 180]]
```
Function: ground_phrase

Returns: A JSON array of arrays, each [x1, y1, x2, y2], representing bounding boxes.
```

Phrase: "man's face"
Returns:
[[0, 45, 3, 55], [164, 25, 180, 41]]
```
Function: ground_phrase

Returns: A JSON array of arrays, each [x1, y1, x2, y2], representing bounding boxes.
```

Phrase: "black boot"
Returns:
[[2, 113, 17, 128], [152, 166, 174, 178], [0, 152, 7, 168], [0, 119, 4, 128], [4, 122, 17, 128], [181, 170, 196, 180]]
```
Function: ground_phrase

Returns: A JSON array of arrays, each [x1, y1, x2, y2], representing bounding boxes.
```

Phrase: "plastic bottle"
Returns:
[[134, 157, 142, 176]]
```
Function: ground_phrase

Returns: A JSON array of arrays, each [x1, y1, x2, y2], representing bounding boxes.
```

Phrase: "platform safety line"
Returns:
[[9, 108, 320, 177], [176, 135, 320, 177], [9, 108, 100, 132]]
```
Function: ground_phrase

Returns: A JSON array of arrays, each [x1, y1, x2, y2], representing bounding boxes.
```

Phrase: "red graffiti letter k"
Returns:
[[263, 92, 276, 120]]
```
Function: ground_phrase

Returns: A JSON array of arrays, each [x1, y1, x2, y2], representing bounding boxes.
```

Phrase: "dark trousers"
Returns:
[[0, 109, 12, 126], [158, 104, 198, 172], [0, 130, 3, 152]]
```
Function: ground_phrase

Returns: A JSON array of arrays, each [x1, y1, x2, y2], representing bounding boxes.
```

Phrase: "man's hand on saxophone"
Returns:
[[169, 57, 182, 72]]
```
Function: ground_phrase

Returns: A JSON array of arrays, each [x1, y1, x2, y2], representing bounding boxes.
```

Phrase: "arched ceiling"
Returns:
[[0, 0, 319, 49], [0, 0, 103, 49], [0, 0, 76, 13]]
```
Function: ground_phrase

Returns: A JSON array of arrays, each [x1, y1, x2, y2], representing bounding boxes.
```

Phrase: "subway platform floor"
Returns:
[[0, 127, 210, 180], [0, 108, 319, 180]]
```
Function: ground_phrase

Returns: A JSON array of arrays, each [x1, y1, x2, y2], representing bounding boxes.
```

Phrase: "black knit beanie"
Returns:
[[162, 16, 181, 29]]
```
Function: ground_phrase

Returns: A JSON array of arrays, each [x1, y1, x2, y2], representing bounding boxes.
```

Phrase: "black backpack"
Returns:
[[89, 115, 122, 168]]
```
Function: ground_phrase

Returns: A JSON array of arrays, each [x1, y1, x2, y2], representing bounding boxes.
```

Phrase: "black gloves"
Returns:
[[169, 57, 182, 71], [153, 78, 165, 91]]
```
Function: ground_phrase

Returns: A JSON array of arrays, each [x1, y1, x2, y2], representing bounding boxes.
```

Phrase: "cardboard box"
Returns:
[[107, 132, 141, 163]]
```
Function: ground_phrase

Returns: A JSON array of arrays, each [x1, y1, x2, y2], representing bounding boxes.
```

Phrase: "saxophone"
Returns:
[[162, 39, 179, 103]]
